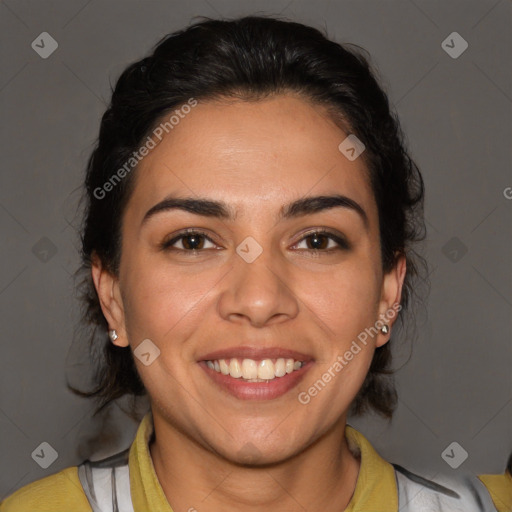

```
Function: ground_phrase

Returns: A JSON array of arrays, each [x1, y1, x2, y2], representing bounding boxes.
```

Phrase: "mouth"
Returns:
[[198, 346, 314, 400]]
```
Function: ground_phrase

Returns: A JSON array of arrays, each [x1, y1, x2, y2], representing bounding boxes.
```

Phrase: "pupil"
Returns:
[[309, 234, 326, 250], [184, 234, 202, 250]]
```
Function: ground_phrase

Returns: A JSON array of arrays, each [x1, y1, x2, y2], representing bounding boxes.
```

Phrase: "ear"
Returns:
[[376, 253, 406, 348], [90, 253, 129, 347]]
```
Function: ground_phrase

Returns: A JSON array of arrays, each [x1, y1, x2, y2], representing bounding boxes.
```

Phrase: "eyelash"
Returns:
[[160, 228, 350, 254]]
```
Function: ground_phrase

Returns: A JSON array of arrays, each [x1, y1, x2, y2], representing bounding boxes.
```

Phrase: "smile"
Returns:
[[199, 346, 314, 400], [206, 357, 305, 382]]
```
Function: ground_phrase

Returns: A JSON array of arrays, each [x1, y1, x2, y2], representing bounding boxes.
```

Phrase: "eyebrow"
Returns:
[[141, 194, 369, 230]]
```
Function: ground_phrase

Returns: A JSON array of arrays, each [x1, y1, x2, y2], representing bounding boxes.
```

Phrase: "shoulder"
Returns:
[[0, 466, 91, 512], [478, 472, 512, 512], [393, 463, 510, 512]]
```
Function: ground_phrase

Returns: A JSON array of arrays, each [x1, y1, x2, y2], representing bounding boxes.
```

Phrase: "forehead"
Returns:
[[125, 94, 376, 224]]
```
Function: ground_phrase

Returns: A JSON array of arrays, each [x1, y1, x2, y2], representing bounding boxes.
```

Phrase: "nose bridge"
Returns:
[[218, 234, 299, 326], [236, 237, 280, 289]]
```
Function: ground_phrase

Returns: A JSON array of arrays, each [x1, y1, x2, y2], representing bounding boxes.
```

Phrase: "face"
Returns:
[[93, 94, 405, 465]]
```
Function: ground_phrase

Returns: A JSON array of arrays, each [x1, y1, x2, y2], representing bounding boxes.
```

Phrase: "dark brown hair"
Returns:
[[69, 15, 427, 420]]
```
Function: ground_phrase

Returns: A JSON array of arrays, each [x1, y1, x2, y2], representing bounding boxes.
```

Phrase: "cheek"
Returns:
[[293, 256, 380, 404], [295, 258, 380, 338], [120, 255, 220, 344]]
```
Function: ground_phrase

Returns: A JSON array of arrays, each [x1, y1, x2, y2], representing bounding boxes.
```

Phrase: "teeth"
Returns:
[[229, 359, 242, 378], [275, 358, 286, 377], [206, 357, 304, 381], [241, 359, 258, 379], [219, 359, 230, 375], [258, 359, 274, 380]]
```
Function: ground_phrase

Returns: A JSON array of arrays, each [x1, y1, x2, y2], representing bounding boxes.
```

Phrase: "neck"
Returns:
[[149, 414, 361, 512]]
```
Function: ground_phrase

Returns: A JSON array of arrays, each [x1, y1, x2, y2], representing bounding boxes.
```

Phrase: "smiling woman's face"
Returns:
[[94, 94, 405, 464]]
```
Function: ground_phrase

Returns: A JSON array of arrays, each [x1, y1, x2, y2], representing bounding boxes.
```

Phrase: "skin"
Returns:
[[92, 94, 406, 511]]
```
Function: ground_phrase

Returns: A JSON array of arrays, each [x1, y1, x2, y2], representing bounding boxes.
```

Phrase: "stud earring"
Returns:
[[381, 324, 389, 335], [109, 329, 118, 341]]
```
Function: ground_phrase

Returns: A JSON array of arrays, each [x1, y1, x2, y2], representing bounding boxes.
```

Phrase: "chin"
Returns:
[[213, 434, 302, 467], [230, 445, 295, 467]]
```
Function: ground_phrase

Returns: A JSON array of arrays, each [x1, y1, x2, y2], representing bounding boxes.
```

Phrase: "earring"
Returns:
[[109, 329, 118, 341], [381, 324, 389, 335]]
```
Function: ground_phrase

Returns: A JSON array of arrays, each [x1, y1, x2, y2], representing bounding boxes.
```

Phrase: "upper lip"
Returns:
[[199, 346, 314, 362]]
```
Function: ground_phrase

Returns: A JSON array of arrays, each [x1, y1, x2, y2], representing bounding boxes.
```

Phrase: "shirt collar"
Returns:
[[129, 412, 398, 512], [344, 423, 398, 511], [129, 411, 172, 511]]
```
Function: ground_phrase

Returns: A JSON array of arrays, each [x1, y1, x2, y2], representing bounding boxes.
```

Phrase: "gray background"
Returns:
[[1, 0, 511, 501]]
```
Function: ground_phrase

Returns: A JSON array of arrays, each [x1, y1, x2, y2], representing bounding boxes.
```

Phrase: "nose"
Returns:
[[217, 244, 299, 328]]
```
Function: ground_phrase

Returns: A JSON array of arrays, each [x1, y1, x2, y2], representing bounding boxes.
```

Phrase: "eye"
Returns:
[[292, 229, 350, 252], [160, 229, 218, 252], [160, 228, 350, 254]]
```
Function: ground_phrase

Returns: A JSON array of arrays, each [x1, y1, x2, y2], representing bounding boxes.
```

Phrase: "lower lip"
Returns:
[[199, 361, 313, 400]]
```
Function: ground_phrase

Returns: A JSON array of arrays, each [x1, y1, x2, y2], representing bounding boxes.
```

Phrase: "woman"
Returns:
[[1, 15, 510, 512]]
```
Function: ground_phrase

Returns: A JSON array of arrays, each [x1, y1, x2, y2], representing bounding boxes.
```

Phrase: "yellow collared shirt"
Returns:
[[1, 412, 511, 511]]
